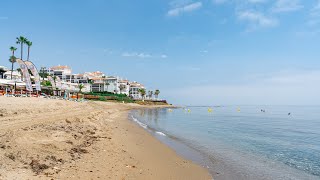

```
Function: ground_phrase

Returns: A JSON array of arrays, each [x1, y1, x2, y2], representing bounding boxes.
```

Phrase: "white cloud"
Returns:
[[122, 52, 168, 59], [167, 2, 202, 17], [271, 0, 303, 13], [161, 54, 168, 59], [122, 52, 152, 58], [238, 11, 278, 29]]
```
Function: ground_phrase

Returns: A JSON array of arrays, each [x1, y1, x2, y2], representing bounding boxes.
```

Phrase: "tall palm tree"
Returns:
[[9, 56, 16, 80], [138, 88, 146, 100], [147, 90, 154, 99], [9, 46, 17, 80], [150, 90, 153, 100], [25, 40, 32, 61], [147, 90, 151, 99], [40, 67, 47, 80], [155, 89, 160, 99], [16, 36, 27, 60]]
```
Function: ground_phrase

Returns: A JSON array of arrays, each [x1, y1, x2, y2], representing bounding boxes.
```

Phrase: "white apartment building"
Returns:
[[42, 65, 151, 98], [104, 76, 119, 93], [48, 65, 72, 81], [91, 77, 105, 92], [118, 79, 130, 96], [90, 76, 120, 93], [129, 82, 144, 99], [3, 70, 21, 81]]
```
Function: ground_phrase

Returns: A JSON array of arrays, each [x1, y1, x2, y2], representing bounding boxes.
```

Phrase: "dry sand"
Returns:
[[0, 97, 212, 180]]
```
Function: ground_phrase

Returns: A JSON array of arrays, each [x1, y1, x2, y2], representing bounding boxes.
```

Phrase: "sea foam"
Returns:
[[131, 116, 148, 129], [156, 131, 166, 136]]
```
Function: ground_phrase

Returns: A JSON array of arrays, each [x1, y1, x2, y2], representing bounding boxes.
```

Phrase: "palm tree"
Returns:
[[40, 67, 48, 80], [16, 36, 27, 60], [77, 84, 84, 100], [150, 90, 153, 100], [155, 89, 160, 99], [9, 56, 17, 80], [41, 80, 52, 87], [138, 88, 146, 100], [25, 40, 32, 61], [9, 46, 17, 80]]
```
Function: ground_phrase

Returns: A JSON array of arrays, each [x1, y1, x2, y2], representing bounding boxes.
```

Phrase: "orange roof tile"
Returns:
[[50, 65, 71, 70]]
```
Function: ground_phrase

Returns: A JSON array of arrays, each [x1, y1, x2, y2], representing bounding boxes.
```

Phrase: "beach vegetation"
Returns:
[[25, 40, 32, 61], [16, 36, 27, 60], [148, 90, 153, 99], [39, 67, 49, 79], [41, 80, 52, 87], [99, 96, 106, 101], [9, 46, 17, 80], [155, 89, 160, 99], [8, 55, 16, 80], [77, 84, 84, 100], [84, 91, 134, 103], [138, 88, 146, 99]]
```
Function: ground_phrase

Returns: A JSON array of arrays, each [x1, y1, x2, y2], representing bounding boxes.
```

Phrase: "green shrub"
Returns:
[[98, 96, 106, 101]]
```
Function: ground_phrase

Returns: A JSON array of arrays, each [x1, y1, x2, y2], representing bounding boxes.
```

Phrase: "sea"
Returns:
[[129, 106, 320, 180]]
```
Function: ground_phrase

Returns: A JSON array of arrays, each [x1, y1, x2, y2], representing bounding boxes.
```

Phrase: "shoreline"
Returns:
[[0, 97, 211, 179], [129, 107, 320, 180]]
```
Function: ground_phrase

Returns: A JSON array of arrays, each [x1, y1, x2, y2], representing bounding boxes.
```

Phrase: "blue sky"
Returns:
[[1, 0, 320, 105]]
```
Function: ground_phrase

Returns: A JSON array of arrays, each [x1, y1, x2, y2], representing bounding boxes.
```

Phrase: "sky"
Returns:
[[0, 0, 320, 105]]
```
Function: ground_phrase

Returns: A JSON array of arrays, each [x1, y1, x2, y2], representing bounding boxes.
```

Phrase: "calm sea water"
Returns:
[[130, 106, 320, 180]]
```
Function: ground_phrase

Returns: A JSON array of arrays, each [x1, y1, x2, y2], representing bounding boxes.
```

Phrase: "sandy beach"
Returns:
[[0, 97, 211, 180]]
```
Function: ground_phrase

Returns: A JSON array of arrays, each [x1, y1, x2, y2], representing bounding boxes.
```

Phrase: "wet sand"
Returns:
[[0, 97, 211, 179]]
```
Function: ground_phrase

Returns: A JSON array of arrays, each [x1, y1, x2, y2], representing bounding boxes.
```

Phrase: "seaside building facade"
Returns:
[[118, 79, 130, 96], [91, 77, 106, 92], [90, 76, 121, 93], [68, 73, 89, 84], [0, 66, 8, 79], [129, 82, 145, 99], [104, 76, 119, 93], [48, 65, 72, 82], [3, 70, 22, 81], [0, 63, 161, 100]]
